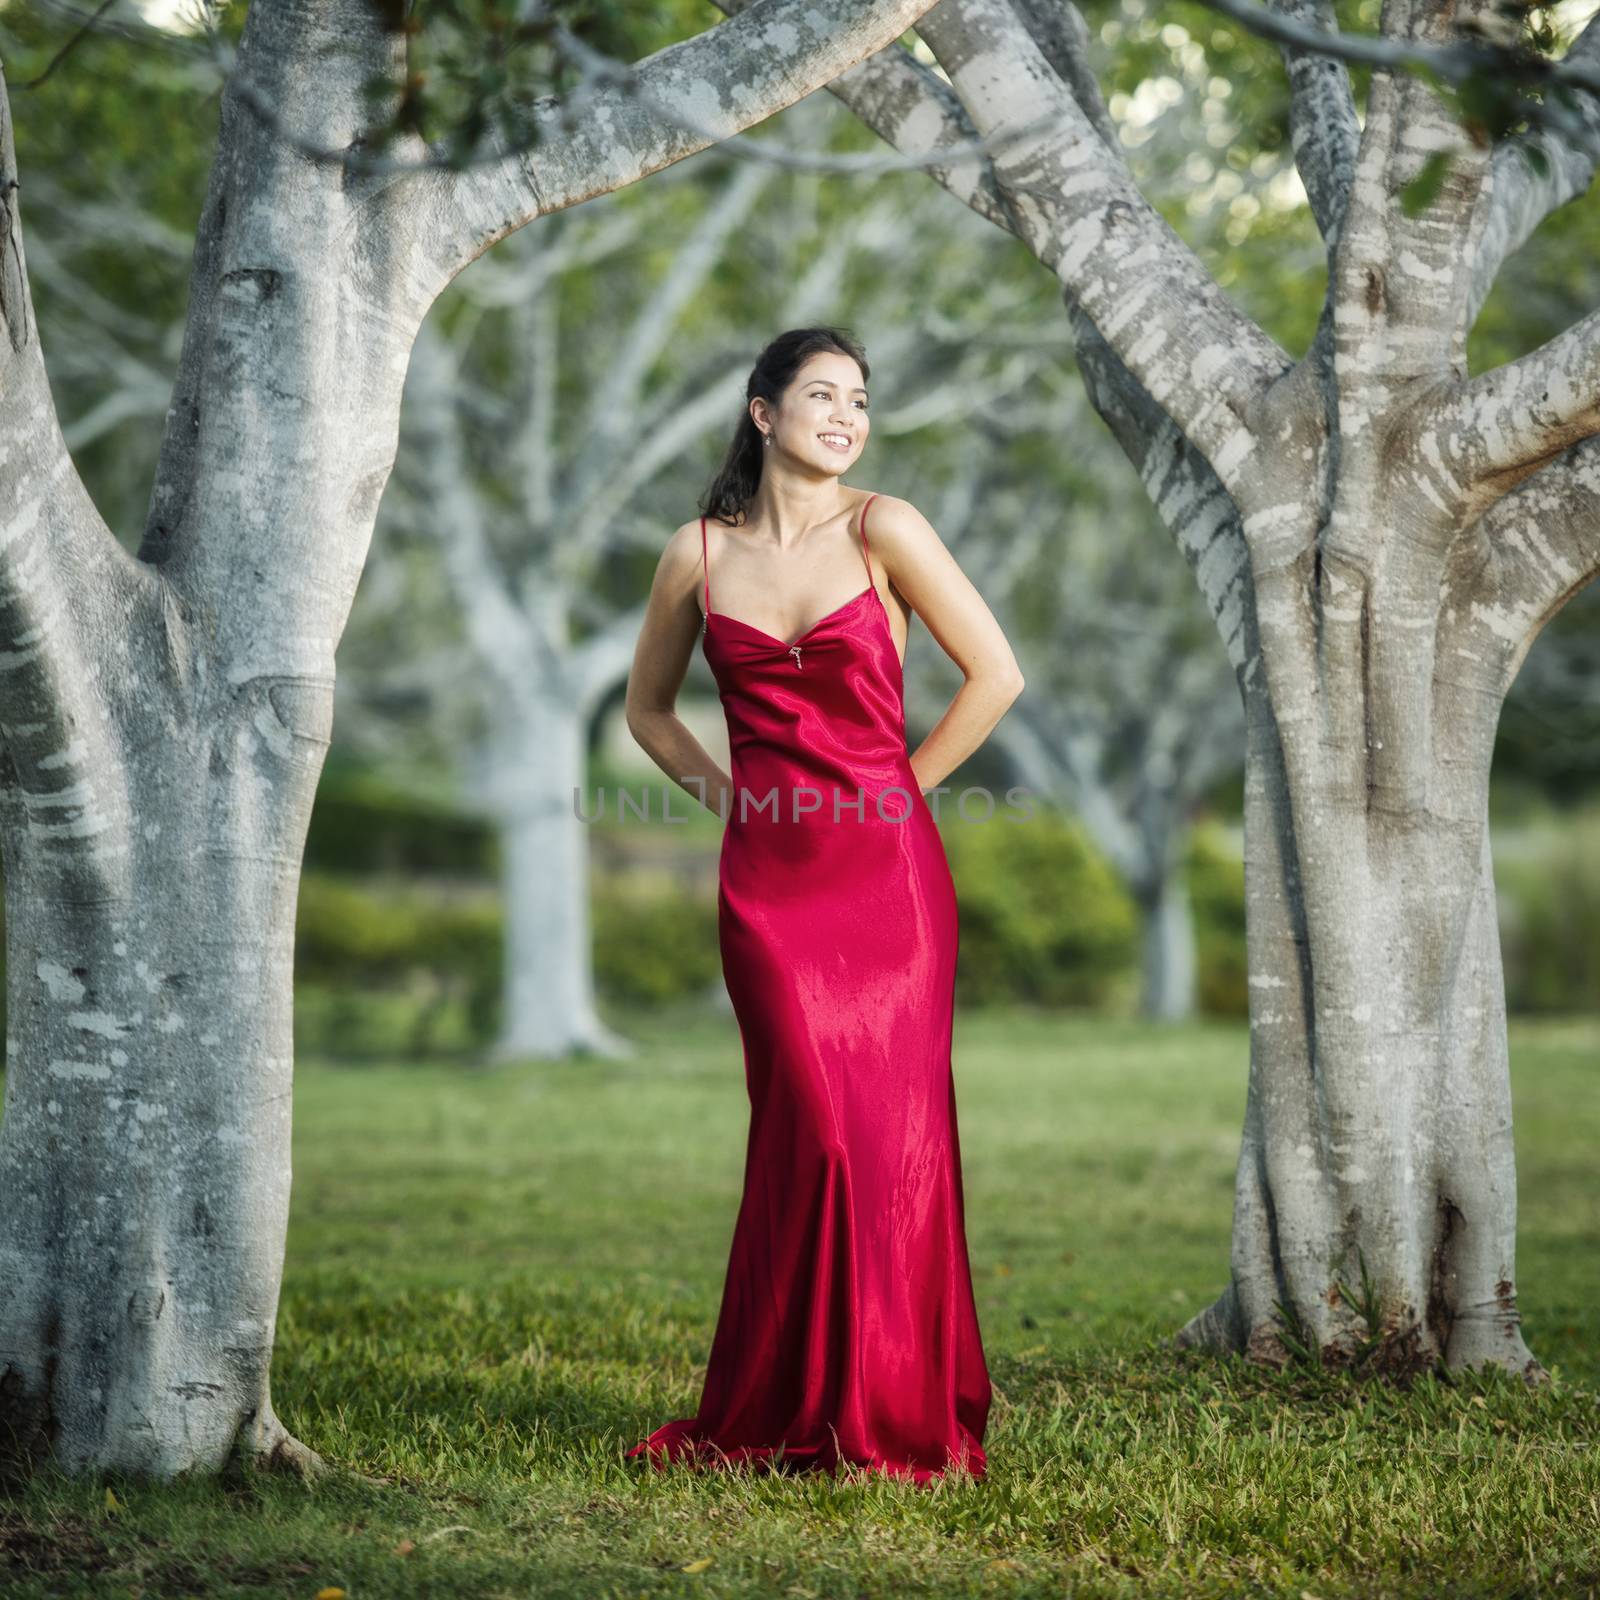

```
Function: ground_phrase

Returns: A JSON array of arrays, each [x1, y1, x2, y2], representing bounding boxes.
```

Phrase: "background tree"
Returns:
[[0, 0, 943, 1484]]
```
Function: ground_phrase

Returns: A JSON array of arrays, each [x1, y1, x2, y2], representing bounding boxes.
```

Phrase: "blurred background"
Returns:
[[4, 0, 1591, 1068]]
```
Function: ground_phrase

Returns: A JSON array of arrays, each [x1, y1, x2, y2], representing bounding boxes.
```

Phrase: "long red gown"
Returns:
[[626, 493, 991, 1483]]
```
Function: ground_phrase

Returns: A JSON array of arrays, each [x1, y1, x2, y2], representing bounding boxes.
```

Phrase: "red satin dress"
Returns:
[[626, 493, 991, 1484]]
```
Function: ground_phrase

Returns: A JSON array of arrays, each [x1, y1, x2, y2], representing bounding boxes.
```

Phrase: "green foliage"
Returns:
[[293, 873, 501, 1059], [591, 874, 721, 1006], [290, 862, 723, 1056], [1189, 820, 1249, 1018], [2, 9, 228, 229], [362, 0, 666, 168], [1400, 148, 1452, 218], [1498, 809, 1600, 1014], [1498, 586, 1600, 804], [941, 805, 1140, 1010], [305, 768, 497, 877]]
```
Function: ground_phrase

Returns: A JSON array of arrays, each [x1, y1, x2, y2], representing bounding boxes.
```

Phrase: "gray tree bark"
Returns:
[[749, 0, 1600, 1379], [0, 0, 943, 1483]]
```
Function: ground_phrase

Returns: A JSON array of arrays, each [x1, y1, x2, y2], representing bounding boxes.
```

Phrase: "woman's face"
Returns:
[[760, 351, 870, 475]]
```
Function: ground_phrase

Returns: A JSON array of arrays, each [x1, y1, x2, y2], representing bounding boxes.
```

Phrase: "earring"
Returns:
[[763, 432, 772, 445]]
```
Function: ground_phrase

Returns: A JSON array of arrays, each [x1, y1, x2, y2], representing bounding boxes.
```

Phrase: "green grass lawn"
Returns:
[[3, 1010, 1598, 1597]]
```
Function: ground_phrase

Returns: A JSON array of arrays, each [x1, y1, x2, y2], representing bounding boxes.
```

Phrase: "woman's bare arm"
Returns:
[[624, 520, 734, 818], [869, 495, 1025, 792]]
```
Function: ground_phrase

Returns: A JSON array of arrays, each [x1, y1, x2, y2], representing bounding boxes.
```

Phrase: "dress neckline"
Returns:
[[700, 495, 882, 653], [705, 584, 879, 651]]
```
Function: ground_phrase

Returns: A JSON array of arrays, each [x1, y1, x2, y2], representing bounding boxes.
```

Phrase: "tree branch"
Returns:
[[402, 321, 542, 708], [1009, 0, 1119, 153], [1274, 0, 1359, 246], [1416, 299, 1600, 504], [914, 0, 1288, 495], [0, 66, 153, 877], [420, 0, 946, 281], [1448, 433, 1600, 687], [1072, 304, 1258, 686]]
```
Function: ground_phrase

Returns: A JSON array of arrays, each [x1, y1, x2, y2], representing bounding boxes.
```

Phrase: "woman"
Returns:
[[622, 326, 1024, 1483]]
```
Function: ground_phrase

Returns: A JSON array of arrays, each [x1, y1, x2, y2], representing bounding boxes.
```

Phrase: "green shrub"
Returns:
[[592, 875, 721, 1005], [1498, 810, 1600, 1013], [305, 768, 496, 877], [292, 867, 721, 1056], [941, 802, 1140, 1009], [1188, 821, 1248, 1017], [293, 874, 501, 1057]]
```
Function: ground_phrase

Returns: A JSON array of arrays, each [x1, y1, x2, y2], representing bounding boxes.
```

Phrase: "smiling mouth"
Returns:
[[818, 433, 853, 451]]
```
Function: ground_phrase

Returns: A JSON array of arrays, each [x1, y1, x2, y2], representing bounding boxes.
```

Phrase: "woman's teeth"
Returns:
[[819, 434, 851, 451]]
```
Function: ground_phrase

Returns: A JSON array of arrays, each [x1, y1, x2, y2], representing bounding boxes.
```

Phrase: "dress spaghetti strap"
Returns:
[[700, 514, 710, 630], [859, 494, 878, 589]]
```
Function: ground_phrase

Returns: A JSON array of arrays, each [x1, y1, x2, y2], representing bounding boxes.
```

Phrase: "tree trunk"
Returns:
[[1133, 862, 1197, 1022], [0, 696, 333, 1482], [481, 708, 630, 1062], [1177, 683, 1539, 1379]]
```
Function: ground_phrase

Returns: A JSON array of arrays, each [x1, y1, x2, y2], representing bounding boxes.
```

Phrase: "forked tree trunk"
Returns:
[[785, 0, 1600, 1379], [0, 0, 942, 1481]]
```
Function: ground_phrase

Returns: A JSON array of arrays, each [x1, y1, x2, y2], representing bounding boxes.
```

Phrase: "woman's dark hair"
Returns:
[[701, 326, 870, 526]]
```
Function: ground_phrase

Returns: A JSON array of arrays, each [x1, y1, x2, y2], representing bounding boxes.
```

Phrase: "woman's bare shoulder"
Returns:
[[658, 515, 710, 572], [860, 492, 941, 546]]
